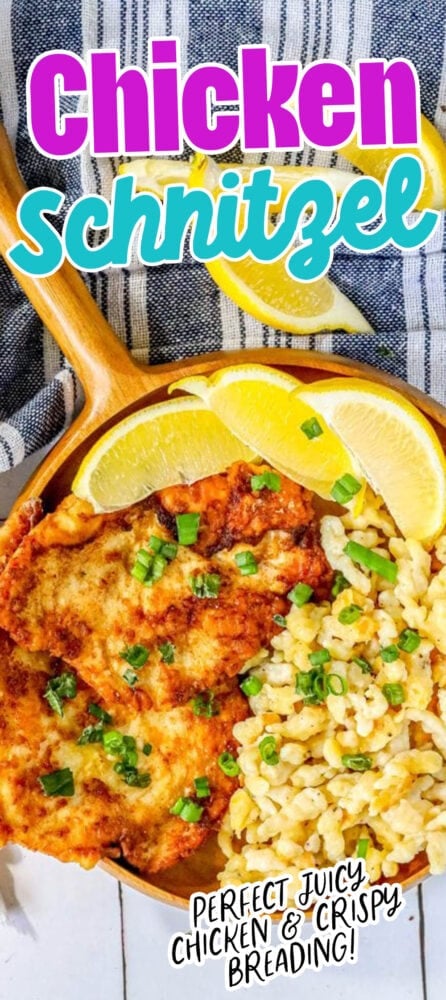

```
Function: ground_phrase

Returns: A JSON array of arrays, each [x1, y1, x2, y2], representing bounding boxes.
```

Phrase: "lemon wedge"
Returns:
[[340, 114, 446, 210], [296, 377, 446, 541], [170, 364, 362, 499], [72, 397, 255, 512]]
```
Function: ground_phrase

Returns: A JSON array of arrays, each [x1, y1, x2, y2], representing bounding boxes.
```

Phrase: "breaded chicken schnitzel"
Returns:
[[0, 630, 247, 873], [0, 463, 332, 712]]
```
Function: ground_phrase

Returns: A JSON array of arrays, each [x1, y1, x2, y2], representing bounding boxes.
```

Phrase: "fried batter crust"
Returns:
[[0, 631, 248, 873], [0, 463, 332, 711]]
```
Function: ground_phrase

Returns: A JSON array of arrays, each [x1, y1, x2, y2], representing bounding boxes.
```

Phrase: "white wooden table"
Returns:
[[1, 453, 445, 1000]]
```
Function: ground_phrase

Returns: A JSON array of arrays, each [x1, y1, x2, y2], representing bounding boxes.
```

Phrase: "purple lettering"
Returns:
[[241, 45, 301, 151], [151, 37, 181, 153], [358, 59, 420, 146], [299, 62, 355, 147], [183, 64, 239, 152], [90, 50, 150, 155], [27, 51, 88, 157]]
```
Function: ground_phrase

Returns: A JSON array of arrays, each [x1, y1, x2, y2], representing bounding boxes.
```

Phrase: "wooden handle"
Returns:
[[0, 124, 150, 406]]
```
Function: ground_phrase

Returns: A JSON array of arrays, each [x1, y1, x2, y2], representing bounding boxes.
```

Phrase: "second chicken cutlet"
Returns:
[[0, 462, 332, 711]]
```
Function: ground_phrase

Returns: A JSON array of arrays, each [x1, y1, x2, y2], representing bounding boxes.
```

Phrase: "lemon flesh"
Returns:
[[72, 397, 256, 512], [170, 364, 361, 500], [339, 114, 446, 210], [297, 377, 446, 541]]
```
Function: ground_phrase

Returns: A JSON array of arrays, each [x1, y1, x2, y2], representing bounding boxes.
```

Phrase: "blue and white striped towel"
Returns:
[[0, 0, 445, 472]]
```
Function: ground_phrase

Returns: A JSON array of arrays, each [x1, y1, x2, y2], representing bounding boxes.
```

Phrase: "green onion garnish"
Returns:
[[338, 604, 362, 625], [250, 471, 281, 492], [326, 674, 348, 696], [398, 628, 421, 653], [191, 691, 219, 717], [273, 614, 287, 628], [142, 743, 152, 756], [341, 754, 373, 772], [149, 535, 178, 560], [353, 657, 373, 674], [194, 776, 211, 798], [300, 417, 323, 440], [235, 550, 258, 576], [38, 767, 75, 797], [240, 675, 263, 696], [218, 752, 241, 777], [308, 649, 331, 667], [189, 573, 221, 599], [159, 642, 175, 664], [331, 474, 362, 504], [119, 644, 149, 668], [382, 683, 405, 706], [176, 512, 200, 545], [88, 703, 112, 724], [44, 671, 77, 718], [331, 571, 351, 598], [77, 723, 104, 745], [259, 735, 280, 766], [170, 797, 203, 822], [114, 762, 150, 787], [103, 731, 127, 755], [380, 644, 399, 663], [356, 837, 369, 859], [123, 668, 138, 687], [131, 548, 168, 586], [288, 582, 314, 607], [343, 540, 398, 583]]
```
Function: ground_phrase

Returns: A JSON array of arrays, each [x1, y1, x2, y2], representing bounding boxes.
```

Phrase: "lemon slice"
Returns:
[[296, 377, 446, 541], [72, 397, 256, 512], [170, 364, 361, 499], [340, 114, 446, 210]]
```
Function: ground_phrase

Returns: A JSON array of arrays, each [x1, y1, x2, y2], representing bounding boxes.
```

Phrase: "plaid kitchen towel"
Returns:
[[0, 0, 446, 472]]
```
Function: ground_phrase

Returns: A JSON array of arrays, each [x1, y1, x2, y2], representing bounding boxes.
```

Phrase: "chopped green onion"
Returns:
[[103, 731, 126, 755], [353, 657, 373, 675], [331, 571, 351, 598], [338, 604, 362, 625], [356, 838, 369, 859], [273, 614, 287, 628], [119, 644, 149, 668], [191, 691, 219, 717], [38, 767, 75, 797], [170, 796, 187, 816], [135, 548, 152, 567], [88, 703, 112, 724], [131, 560, 150, 583], [240, 675, 263, 696], [326, 673, 348, 696], [380, 645, 399, 663], [170, 796, 203, 822], [250, 471, 281, 492], [77, 723, 104, 745], [218, 752, 240, 777], [288, 582, 313, 607], [331, 474, 362, 504], [235, 550, 258, 576], [343, 540, 398, 583], [259, 735, 280, 766], [382, 683, 405, 706], [341, 754, 373, 772], [189, 573, 221, 599], [131, 548, 168, 586], [149, 535, 178, 560], [176, 512, 200, 545], [159, 642, 175, 664], [300, 417, 323, 440], [142, 743, 152, 756], [308, 649, 331, 667], [194, 776, 211, 798], [147, 554, 168, 585], [114, 763, 150, 787], [123, 668, 138, 687], [398, 628, 421, 653], [44, 671, 77, 718]]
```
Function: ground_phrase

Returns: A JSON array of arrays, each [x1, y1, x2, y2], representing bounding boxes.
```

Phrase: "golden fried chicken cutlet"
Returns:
[[0, 630, 248, 873], [0, 462, 332, 712]]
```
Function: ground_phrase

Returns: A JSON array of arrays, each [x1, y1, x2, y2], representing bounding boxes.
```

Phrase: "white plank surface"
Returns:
[[420, 876, 446, 1000]]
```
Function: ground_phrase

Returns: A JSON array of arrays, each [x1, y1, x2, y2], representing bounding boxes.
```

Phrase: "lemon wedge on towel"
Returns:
[[170, 363, 361, 500], [72, 397, 255, 512], [295, 377, 446, 541]]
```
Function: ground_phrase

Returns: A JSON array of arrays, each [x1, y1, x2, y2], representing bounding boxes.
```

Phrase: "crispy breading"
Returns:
[[0, 463, 332, 711], [0, 630, 248, 873], [0, 463, 332, 712]]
